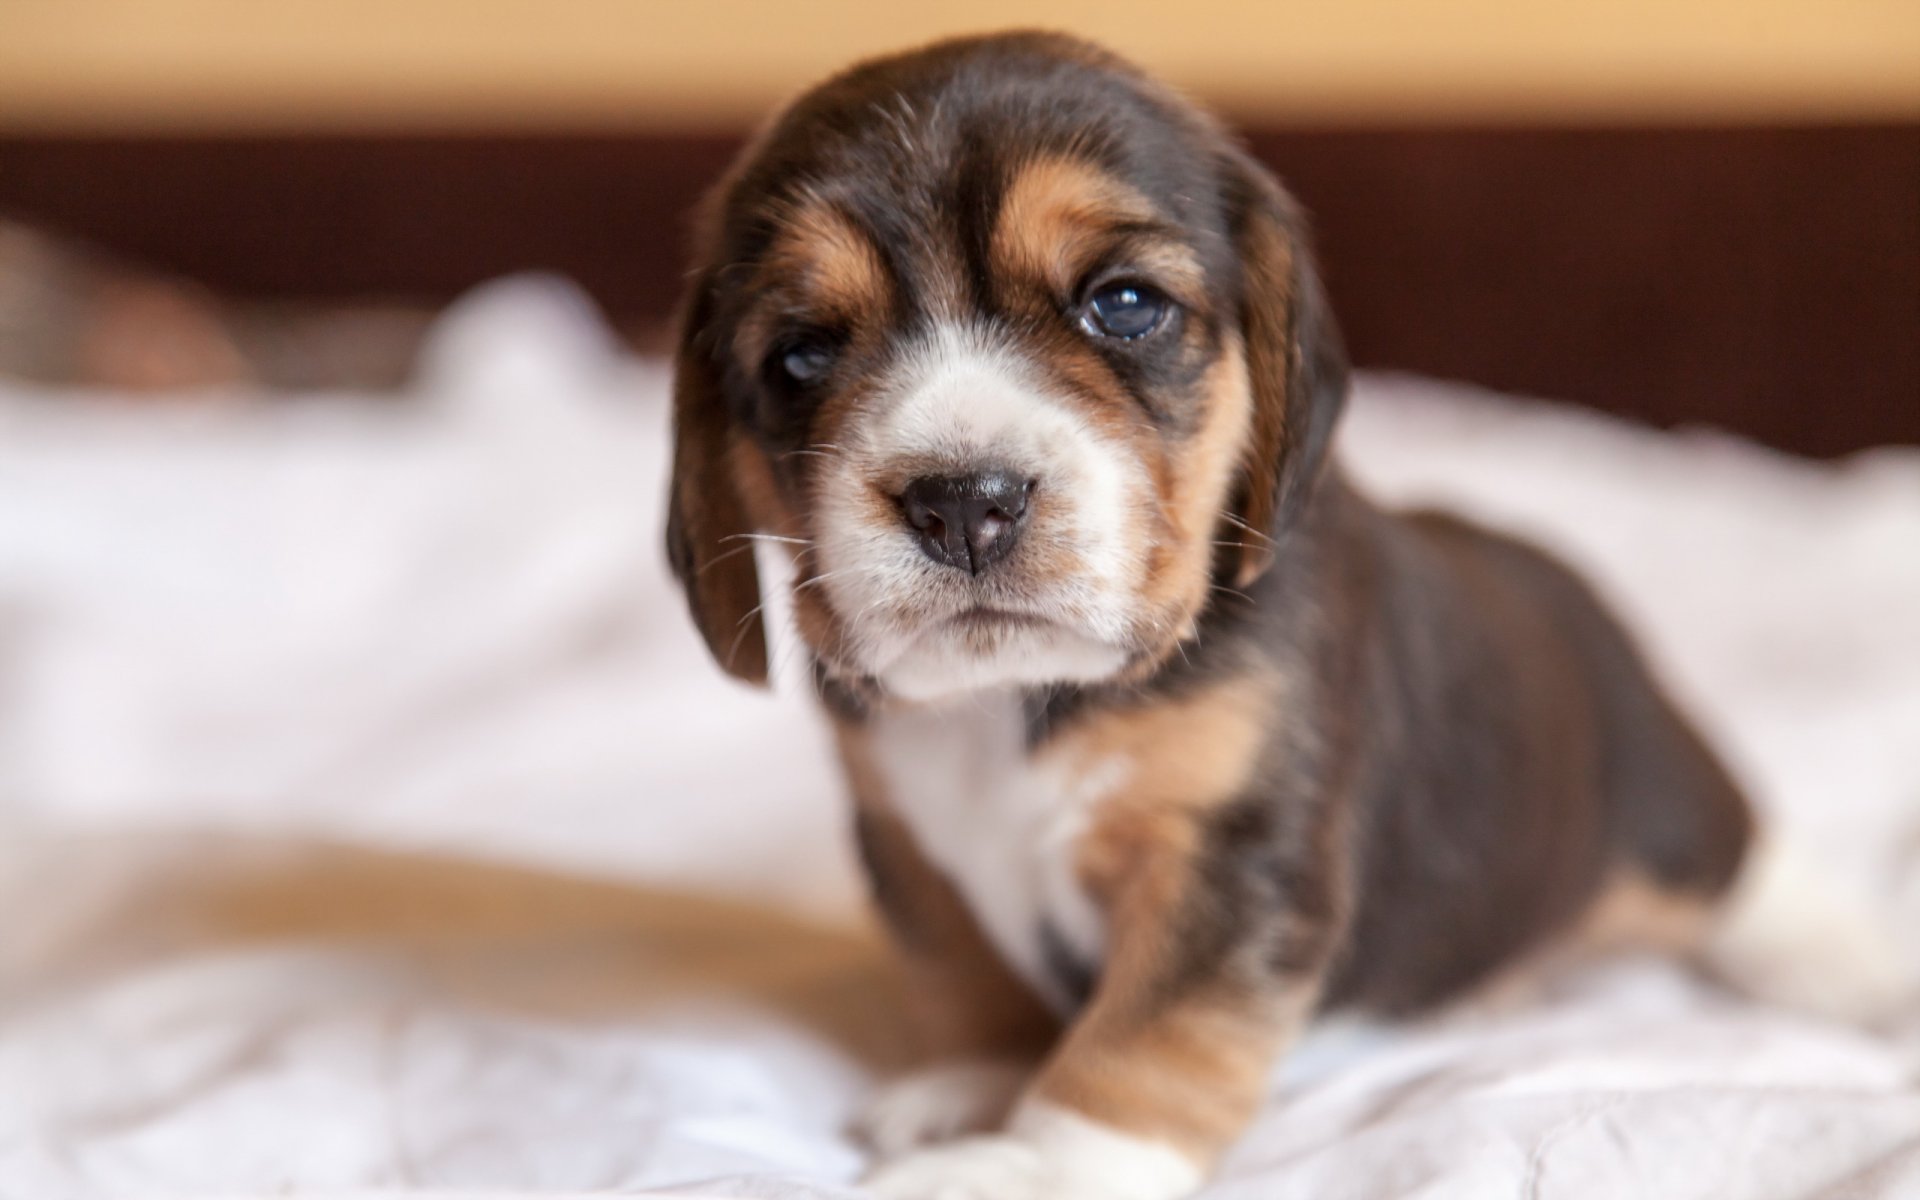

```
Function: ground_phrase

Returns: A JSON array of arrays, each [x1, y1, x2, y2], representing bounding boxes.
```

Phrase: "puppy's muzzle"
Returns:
[[897, 470, 1037, 576]]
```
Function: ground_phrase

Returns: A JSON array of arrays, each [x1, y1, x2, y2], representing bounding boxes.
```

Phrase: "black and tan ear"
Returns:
[[665, 273, 770, 685], [1220, 150, 1351, 588]]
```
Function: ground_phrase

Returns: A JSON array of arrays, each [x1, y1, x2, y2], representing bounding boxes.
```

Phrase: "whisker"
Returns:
[[733, 600, 768, 629], [792, 570, 846, 593], [1218, 513, 1276, 546], [772, 633, 816, 690], [723, 600, 769, 669], [694, 542, 757, 575], [721, 533, 813, 547]]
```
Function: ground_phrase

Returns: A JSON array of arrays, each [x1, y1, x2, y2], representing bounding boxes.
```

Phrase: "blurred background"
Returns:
[[3, 0, 1917, 450], [4, 5, 1920, 1196]]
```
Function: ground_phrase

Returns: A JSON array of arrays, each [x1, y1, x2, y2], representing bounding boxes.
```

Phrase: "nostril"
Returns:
[[999, 477, 1037, 521], [897, 471, 1037, 574], [902, 494, 943, 535]]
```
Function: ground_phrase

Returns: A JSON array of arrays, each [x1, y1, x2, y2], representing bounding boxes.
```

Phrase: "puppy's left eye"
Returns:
[[1082, 282, 1171, 340], [779, 341, 837, 384]]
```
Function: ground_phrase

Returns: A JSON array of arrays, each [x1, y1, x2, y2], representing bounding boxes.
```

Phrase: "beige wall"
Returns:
[[4, 0, 1918, 132]]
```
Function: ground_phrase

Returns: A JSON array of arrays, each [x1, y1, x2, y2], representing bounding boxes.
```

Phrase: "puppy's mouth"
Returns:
[[823, 580, 1139, 700], [945, 605, 1056, 631]]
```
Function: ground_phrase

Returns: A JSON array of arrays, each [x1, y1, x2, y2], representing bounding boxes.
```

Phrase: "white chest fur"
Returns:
[[867, 690, 1124, 1012]]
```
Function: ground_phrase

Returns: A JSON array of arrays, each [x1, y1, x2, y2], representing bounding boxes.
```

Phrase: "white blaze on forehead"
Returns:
[[871, 324, 1087, 457], [812, 322, 1150, 696], [872, 326, 1136, 572]]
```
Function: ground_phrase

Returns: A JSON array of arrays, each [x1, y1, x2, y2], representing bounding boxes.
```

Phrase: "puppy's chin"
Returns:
[[876, 618, 1130, 703]]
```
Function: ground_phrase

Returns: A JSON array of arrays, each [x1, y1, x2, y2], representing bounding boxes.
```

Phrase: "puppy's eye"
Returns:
[[778, 340, 837, 385], [1082, 282, 1171, 340]]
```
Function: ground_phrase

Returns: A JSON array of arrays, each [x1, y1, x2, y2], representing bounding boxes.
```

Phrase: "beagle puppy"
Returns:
[[666, 32, 1906, 1200]]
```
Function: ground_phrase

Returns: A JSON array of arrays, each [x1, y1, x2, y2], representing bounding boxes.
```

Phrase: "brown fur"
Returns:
[[666, 364, 770, 681], [665, 31, 1757, 1188]]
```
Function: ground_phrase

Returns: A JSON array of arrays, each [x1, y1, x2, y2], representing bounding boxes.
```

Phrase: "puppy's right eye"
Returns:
[[777, 340, 837, 385], [1082, 282, 1171, 341]]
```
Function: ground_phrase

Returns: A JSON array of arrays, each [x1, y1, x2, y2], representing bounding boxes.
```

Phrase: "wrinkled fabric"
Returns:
[[2, 277, 1916, 1199]]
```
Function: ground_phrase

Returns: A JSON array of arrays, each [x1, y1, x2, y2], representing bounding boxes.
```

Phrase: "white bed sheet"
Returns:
[[2, 277, 1917, 1199]]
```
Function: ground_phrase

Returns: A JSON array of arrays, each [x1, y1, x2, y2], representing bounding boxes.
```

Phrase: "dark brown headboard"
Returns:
[[2, 124, 1914, 454]]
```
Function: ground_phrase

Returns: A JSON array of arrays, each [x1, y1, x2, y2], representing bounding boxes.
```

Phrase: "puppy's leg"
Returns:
[[868, 805, 1331, 1200], [1529, 537, 1914, 1023], [851, 805, 1059, 1158], [1578, 621, 1913, 1022]]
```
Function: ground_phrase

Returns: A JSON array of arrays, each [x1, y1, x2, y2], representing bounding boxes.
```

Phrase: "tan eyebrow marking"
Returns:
[[767, 198, 890, 320], [734, 197, 890, 368], [992, 156, 1203, 297]]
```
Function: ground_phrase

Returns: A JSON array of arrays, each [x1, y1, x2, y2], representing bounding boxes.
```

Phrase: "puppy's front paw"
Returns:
[[865, 1134, 1052, 1200], [863, 1103, 1202, 1200], [857, 1058, 1028, 1158], [1709, 838, 1920, 1027]]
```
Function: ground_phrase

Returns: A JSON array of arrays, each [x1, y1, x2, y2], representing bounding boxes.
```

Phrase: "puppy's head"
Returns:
[[667, 32, 1347, 701]]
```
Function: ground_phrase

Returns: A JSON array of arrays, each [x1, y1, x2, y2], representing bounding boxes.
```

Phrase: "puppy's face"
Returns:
[[668, 33, 1346, 700]]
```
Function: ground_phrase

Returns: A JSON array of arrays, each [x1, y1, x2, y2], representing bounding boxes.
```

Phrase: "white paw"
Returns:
[[863, 1102, 1202, 1200], [856, 1059, 1028, 1158], [1709, 838, 1919, 1026], [865, 1134, 1055, 1200]]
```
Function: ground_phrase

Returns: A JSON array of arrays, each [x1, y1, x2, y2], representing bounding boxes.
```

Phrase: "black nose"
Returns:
[[898, 472, 1036, 575]]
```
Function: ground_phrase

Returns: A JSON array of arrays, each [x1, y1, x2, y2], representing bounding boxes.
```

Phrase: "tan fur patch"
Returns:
[[731, 199, 890, 376], [1048, 673, 1272, 826], [1570, 868, 1717, 956], [993, 156, 1198, 297], [1138, 344, 1259, 650], [773, 200, 889, 322], [1059, 674, 1272, 912]]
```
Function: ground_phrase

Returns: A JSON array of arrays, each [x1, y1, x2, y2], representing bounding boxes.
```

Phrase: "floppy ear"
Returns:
[[1220, 151, 1351, 588], [665, 273, 770, 685]]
